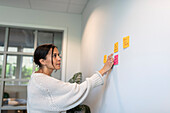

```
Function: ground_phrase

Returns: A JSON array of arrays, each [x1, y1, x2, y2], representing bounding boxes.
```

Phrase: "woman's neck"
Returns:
[[36, 67, 53, 76]]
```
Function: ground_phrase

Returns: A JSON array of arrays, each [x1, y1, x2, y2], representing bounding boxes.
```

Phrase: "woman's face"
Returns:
[[45, 47, 61, 70]]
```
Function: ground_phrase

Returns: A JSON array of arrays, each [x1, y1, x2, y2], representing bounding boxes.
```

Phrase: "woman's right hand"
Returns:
[[99, 53, 114, 76]]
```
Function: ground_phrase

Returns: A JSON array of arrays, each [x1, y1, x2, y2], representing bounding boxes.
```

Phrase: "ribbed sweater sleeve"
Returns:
[[27, 71, 104, 112]]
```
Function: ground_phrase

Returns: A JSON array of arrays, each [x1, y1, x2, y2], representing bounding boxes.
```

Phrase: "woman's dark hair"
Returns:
[[34, 44, 56, 67]]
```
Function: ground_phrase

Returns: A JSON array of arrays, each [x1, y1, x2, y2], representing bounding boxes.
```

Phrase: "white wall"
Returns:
[[81, 0, 170, 113], [0, 6, 81, 80]]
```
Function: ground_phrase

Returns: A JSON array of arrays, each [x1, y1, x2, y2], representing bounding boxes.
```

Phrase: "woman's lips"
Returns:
[[57, 63, 60, 65]]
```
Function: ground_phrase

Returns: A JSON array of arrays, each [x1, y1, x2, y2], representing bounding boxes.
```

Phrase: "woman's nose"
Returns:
[[57, 55, 61, 60]]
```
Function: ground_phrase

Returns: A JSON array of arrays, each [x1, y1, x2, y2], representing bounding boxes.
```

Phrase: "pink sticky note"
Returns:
[[114, 55, 118, 65]]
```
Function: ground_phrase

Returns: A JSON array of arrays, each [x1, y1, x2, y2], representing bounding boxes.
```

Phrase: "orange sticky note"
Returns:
[[103, 55, 107, 63], [114, 42, 118, 53], [123, 36, 129, 48]]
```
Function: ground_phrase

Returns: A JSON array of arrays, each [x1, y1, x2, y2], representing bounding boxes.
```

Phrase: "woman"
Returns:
[[27, 44, 114, 113]]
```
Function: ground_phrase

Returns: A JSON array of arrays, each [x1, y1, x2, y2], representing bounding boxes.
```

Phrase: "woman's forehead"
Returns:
[[49, 47, 59, 54], [53, 48, 59, 53]]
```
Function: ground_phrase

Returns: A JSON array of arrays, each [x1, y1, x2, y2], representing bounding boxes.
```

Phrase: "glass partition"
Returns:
[[0, 26, 64, 112], [8, 28, 34, 53], [54, 32, 63, 55], [37, 31, 54, 46], [37, 31, 63, 52], [2, 81, 27, 107], [2, 110, 27, 113], [6, 55, 33, 80], [0, 81, 1, 91], [0, 54, 4, 78], [0, 27, 5, 51]]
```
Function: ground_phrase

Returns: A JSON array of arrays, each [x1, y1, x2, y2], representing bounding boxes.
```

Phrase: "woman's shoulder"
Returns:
[[31, 72, 61, 86], [29, 72, 61, 91], [31, 72, 57, 81]]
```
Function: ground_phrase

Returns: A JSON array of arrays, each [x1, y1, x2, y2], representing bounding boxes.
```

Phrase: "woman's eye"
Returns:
[[53, 54, 57, 57], [53, 53, 61, 58]]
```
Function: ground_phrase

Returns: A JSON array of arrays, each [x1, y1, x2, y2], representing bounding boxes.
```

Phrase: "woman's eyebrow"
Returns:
[[53, 52, 59, 55], [53, 52, 59, 54]]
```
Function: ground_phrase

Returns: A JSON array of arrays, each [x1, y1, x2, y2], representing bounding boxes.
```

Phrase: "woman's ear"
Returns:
[[39, 59, 46, 66]]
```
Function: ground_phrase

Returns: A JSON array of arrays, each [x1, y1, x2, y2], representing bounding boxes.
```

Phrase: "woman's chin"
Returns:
[[56, 66, 61, 70]]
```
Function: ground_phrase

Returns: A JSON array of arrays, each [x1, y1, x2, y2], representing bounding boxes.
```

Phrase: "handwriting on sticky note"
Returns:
[[114, 54, 118, 65], [114, 42, 118, 53], [123, 36, 129, 48], [103, 55, 107, 63]]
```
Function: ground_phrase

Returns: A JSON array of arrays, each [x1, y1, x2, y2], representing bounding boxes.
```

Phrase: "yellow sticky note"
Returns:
[[103, 55, 107, 63], [123, 36, 129, 48], [114, 42, 118, 53]]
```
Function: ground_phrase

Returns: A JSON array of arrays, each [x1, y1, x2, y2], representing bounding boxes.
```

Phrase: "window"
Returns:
[[5, 55, 33, 82], [0, 54, 3, 78], [3, 81, 27, 106], [0, 27, 5, 51], [8, 28, 34, 53], [0, 26, 65, 112]]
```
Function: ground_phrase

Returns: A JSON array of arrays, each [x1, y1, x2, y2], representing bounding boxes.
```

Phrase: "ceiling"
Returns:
[[0, 0, 89, 14]]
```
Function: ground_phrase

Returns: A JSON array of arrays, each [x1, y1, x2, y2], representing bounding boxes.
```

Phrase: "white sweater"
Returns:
[[27, 72, 104, 113]]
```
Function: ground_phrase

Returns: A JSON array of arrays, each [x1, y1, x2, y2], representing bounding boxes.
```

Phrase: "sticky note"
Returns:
[[114, 54, 118, 65], [123, 36, 129, 48], [114, 42, 118, 53], [103, 55, 107, 63]]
